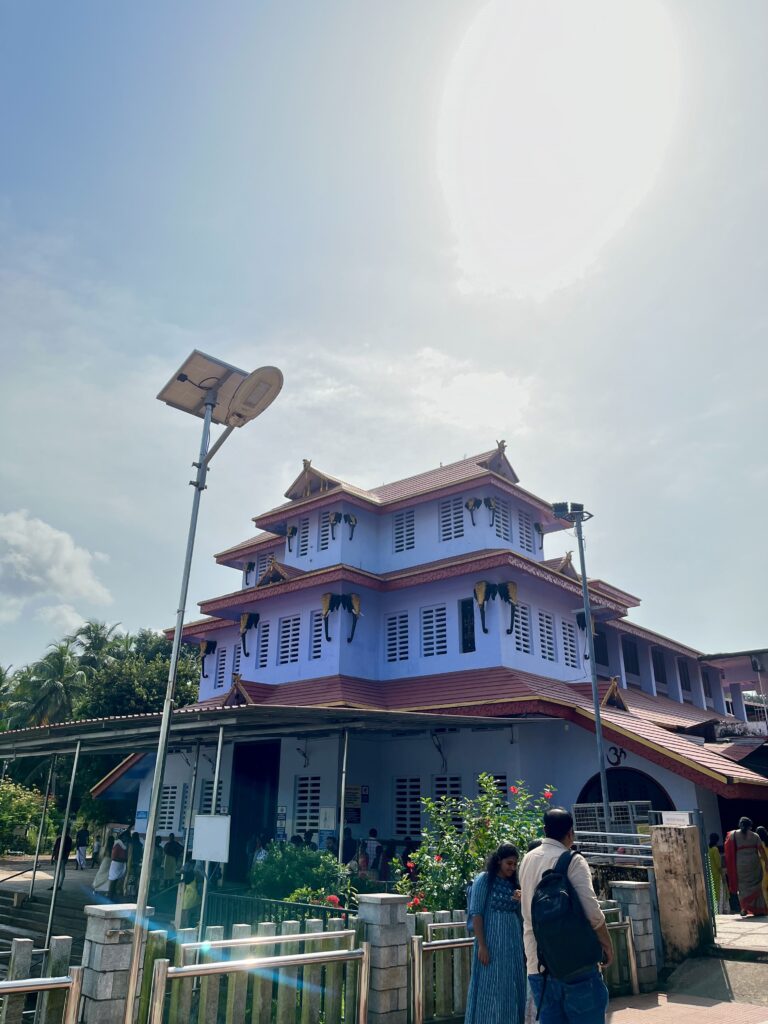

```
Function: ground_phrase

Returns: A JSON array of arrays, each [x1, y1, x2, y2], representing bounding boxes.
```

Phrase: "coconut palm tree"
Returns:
[[0, 664, 15, 728], [66, 620, 123, 675], [7, 642, 86, 728]]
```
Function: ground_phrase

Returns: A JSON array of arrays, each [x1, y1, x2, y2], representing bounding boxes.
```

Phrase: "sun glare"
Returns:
[[437, 0, 681, 298]]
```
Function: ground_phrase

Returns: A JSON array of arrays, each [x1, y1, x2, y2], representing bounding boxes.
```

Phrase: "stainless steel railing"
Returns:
[[178, 928, 357, 957], [410, 934, 474, 1024], [147, 944, 370, 1024], [0, 966, 83, 1024]]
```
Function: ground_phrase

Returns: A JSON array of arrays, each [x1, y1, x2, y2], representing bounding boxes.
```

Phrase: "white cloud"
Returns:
[[0, 510, 112, 624], [34, 603, 86, 635]]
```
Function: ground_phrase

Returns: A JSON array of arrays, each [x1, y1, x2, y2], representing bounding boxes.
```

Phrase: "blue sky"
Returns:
[[1, 0, 766, 669]]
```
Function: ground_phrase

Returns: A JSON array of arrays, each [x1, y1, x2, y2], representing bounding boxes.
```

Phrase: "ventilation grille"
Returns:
[[562, 621, 578, 669], [421, 605, 448, 657], [514, 603, 533, 654], [157, 785, 178, 832], [214, 647, 227, 689], [494, 499, 512, 542], [295, 776, 321, 834], [394, 777, 421, 836], [438, 497, 464, 542], [393, 509, 415, 552], [433, 775, 463, 828], [200, 780, 223, 815], [256, 551, 270, 579], [518, 511, 535, 553], [317, 511, 331, 552], [309, 610, 323, 660], [297, 517, 310, 557], [278, 616, 301, 665], [386, 612, 409, 662], [256, 622, 271, 670], [232, 643, 241, 679], [538, 611, 556, 662]]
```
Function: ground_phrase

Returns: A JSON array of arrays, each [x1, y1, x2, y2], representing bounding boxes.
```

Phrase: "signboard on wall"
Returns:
[[345, 786, 362, 824], [319, 807, 336, 830], [661, 811, 691, 827]]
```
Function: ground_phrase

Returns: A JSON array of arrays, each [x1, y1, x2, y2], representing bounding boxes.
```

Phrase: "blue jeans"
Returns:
[[528, 970, 608, 1024]]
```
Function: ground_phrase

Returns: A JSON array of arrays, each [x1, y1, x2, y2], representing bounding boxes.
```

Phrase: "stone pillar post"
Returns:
[[611, 881, 659, 992], [649, 826, 710, 962], [357, 893, 409, 1024], [81, 903, 151, 1024]]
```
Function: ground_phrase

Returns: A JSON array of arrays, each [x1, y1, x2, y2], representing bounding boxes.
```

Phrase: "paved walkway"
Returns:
[[715, 912, 768, 953], [0, 855, 99, 896], [609, 994, 768, 1023]]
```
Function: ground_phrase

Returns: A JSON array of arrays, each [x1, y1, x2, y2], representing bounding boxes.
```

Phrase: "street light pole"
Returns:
[[124, 389, 216, 1021], [553, 502, 612, 832]]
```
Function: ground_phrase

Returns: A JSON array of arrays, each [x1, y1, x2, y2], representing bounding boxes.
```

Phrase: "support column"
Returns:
[[81, 903, 152, 1024], [665, 651, 683, 704], [605, 629, 627, 688], [650, 826, 710, 962], [730, 685, 747, 722], [638, 643, 656, 698], [357, 894, 409, 1024], [708, 669, 727, 715], [689, 662, 707, 710]]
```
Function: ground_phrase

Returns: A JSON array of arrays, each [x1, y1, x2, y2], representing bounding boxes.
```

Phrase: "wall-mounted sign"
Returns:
[[135, 810, 148, 821], [345, 786, 362, 809], [661, 811, 691, 827], [361, 786, 370, 804]]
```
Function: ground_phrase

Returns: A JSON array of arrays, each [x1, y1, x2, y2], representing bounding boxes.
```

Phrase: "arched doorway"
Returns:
[[577, 767, 674, 810]]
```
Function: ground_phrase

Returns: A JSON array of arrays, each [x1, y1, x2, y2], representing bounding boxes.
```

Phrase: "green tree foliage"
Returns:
[[6, 642, 86, 728], [0, 779, 46, 854], [393, 773, 555, 911], [250, 842, 350, 901]]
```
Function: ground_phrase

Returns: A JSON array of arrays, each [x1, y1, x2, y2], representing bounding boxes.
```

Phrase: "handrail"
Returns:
[[575, 831, 651, 840], [180, 928, 356, 953], [425, 922, 466, 940], [147, 945, 370, 1024], [0, 947, 49, 959], [0, 965, 83, 1024]]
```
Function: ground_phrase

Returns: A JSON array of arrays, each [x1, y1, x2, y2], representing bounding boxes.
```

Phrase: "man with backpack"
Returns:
[[519, 808, 613, 1023]]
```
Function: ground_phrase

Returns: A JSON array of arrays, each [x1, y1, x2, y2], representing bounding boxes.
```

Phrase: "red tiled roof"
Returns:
[[570, 683, 729, 730], [215, 532, 283, 565], [704, 740, 765, 763], [367, 450, 518, 502]]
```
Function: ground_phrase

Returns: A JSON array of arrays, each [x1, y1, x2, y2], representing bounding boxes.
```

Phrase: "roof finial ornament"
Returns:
[[303, 459, 312, 471], [496, 439, 506, 454]]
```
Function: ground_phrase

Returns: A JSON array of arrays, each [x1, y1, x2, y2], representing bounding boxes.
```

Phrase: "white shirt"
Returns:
[[518, 838, 605, 971]]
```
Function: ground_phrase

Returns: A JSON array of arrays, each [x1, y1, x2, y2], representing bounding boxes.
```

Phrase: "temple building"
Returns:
[[93, 443, 768, 873]]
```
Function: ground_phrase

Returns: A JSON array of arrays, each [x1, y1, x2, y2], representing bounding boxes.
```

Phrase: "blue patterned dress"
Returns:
[[465, 872, 526, 1024]]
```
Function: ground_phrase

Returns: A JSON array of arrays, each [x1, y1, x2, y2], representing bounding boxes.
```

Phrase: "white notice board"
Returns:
[[192, 814, 231, 863], [661, 811, 691, 827]]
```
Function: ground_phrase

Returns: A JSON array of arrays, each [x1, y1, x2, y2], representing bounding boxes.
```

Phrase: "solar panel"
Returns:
[[156, 350, 249, 426]]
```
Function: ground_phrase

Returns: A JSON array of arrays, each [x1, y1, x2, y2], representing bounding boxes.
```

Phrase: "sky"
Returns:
[[1, 0, 766, 670]]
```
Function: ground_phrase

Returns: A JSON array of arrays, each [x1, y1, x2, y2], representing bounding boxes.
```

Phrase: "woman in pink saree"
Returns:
[[725, 818, 768, 917]]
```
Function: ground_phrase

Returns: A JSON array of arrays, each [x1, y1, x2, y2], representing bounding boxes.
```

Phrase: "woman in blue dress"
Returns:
[[465, 842, 526, 1024]]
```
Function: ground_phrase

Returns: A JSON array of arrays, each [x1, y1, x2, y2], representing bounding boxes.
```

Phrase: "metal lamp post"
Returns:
[[124, 352, 283, 1023], [552, 501, 612, 832]]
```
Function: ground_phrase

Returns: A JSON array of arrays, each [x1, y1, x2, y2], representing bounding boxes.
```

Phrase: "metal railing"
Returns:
[[410, 933, 474, 1024], [574, 830, 653, 864], [0, 966, 83, 1024], [178, 927, 357, 958], [147, 945, 370, 1024], [205, 891, 355, 933]]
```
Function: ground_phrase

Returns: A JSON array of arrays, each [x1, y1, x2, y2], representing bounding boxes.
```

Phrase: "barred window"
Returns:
[[433, 775, 463, 828], [157, 785, 178, 832], [386, 612, 409, 662], [393, 509, 415, 552], [394, 777, 421, 836], [294, 776, 321, 834], [199, 779, 223, 814], [421, 605, 448, 657]]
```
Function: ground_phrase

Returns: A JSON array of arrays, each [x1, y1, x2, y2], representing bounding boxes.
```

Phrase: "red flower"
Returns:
[[409, 896, 421, 908], [509, 785, 519, 795], [544, 790, 553, 800], [326, 894, 340, 905], [434, 855, 442, 862], [406, 861, 415, 870]]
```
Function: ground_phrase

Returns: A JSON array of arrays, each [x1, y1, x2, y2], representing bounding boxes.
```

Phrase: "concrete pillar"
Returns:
[[637, 643, 656, 698], [649, 826, 710, 963], [357, 893, 409, 1024], [81, 903, 151, 1024], [665, 651, 683, 704], [707, 668, 727, 715], [605, 630, 627, 688], [730, 685, 747, 722], [689, 662, 707, 710], [611, 881, 659, 992]]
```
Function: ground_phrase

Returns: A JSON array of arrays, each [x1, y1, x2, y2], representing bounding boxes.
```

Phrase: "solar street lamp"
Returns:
[[552, 501, 612, 833], [125, 351, 283, 1023]]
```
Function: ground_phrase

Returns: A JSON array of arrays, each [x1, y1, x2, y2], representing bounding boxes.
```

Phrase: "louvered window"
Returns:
[[294, 776, 321, 834], [214, 647, 227, 689], [256, 621, 271, 670], [255, 551, 270, 579], [494, 499, 512, 542], [394, 777, 422, 836], [652, 649, 667, 688], [562, 621, 578, 669], [318, 512, 331, 552], [678, 659, 691, 692], [178, 783, 189, 832], [518, 511, 535, 553], [514, 603, 533, 654], [421, 605, 448, 657], [278, 616, 301, 665], [433, 775, 463, 828], [489, 774, 509, 800], [386, 612, 409, 662], [309, 610, 323, 660], [393, 509, 415, 552], [232, 642, 242, 680], [157, 785, 178, 832], [297, 517, 310, 557], [438, 497, 464, 542], [200, 780, 223, 815], [538, 611, 557, 662]]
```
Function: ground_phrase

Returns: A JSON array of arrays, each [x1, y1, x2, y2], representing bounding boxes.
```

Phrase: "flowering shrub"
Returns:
[[393, 773, 555, 911], [250, 841, 349, 900]]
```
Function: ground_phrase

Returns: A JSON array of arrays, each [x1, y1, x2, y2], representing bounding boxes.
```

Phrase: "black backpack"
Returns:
[[530, 850, 602, 981]]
